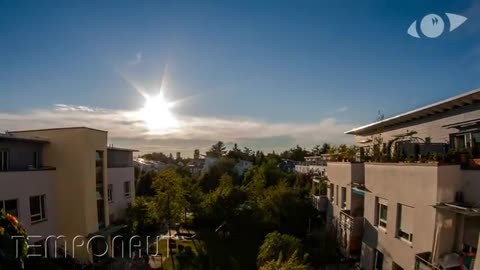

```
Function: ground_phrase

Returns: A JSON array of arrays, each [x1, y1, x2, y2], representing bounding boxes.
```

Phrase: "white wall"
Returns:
[[107, 167, 135, 222], [0, 170, 57, 242]]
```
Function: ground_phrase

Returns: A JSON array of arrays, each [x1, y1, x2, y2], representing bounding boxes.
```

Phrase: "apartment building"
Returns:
[[330, 89, 480, 270], [295, 155, 331, 176], [0, 127, 136, 263], [107, 146, 137, 223], [326, 162, 365, 260]]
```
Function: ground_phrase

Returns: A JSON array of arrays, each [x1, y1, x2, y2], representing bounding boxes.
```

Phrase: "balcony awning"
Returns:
[[434, 203, 480, 217], [442, 118, 480, 130]]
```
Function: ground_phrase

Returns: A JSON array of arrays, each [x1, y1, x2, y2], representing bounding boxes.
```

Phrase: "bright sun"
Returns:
[[139, 92, 179, 133]]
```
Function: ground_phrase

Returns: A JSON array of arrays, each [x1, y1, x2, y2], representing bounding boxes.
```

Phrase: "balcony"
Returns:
[[428, 203, 480, 270], [312, 195, 328, 212], [415, 252, 441, 270], [295, 164, 326, 177], [335, 209, 364, 259]]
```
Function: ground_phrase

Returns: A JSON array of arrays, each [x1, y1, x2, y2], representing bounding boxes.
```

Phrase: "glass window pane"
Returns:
[[4, 199, 18, 217], [380, 205, 388, 220], [40, 195, 46, 219], [30, 196, 40, 216]]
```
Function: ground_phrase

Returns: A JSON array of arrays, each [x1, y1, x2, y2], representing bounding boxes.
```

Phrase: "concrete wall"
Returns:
[[327, 162, 365, 218], [107, 167, 134, 222], [0, 170, 57, 242], [361, 163, 446, 270], [107, 149, 133, 168], [0, 140, 44, 170], [12, 128, 108, 262], [461, 170, 480, 203]]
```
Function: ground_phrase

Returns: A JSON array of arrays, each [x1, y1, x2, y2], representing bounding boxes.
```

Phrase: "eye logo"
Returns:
[[407, 13, 467, 38]]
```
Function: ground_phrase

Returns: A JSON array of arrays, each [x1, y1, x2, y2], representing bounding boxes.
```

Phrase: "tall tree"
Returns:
[[152, 167, 189, 234], [207, 141, 227, 157], [257, 231, 305, 268], [320, 143, 331, 154], [194, 149, 200, 160]]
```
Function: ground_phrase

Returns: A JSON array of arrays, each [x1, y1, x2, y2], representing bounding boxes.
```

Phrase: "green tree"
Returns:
[[320, 143, 331, 154], [256, 181, 316, 235], [152, 167, 189, 235], [199, 157, 238, 191], [126, 196, 158, 234], [257, 232, 304, 268], [259, 251, 309, 270], [136, 170, 157, 196], [193, 149, 200, 160], [207, 141, 227, 157]]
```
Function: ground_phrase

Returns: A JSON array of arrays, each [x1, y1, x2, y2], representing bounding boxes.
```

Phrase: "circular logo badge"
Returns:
[[420, 14, 445, 38]]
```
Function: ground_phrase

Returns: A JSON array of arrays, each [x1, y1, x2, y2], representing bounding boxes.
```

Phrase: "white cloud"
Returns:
[[336, 106, 349, 113], [0, 104, 357, 155]]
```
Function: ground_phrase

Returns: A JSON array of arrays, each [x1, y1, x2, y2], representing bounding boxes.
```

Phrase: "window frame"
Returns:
[[376, 197, 388, 230], [1, 149, 9, 171], [33, 151, 39, 169], [123, 181, 131, 198], [341, 186, 347, 209], [1, 198, 19, 218], [374, 249, 384, 270], [107, 184, 113, 202], [335, 185, 339, 206], [396, 204, 414, 243], [30, 194, 47, 224]]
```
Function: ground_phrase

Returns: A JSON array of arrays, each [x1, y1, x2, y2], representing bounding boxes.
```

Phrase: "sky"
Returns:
[[1, 0, 479, 156]]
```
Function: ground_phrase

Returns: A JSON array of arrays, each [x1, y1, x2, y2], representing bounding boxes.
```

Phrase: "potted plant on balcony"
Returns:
[[0, 211, 28, 270], [469, 145, 480, 168]]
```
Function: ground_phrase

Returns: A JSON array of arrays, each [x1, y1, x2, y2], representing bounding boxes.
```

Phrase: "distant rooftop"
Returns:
[[0, 132, 50, 143], [10, 126, 108, 134], [107, 145, 139, 152], [346, 88, 480, 136]]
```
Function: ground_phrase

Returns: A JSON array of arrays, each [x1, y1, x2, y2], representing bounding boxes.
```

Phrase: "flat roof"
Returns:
[[0, 133, 50, 143], [345, 88, 480, 135], [10, 126, 108, 134], [107, 146, 139, 152]]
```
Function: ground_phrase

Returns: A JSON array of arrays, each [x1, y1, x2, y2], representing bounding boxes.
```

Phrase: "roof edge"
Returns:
[[345, 88, 480, 135]]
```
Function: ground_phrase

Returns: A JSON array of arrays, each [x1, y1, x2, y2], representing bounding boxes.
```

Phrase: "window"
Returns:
[[397, 204, 414, 242], [341, 187, 347, 209], [124, 181, 131, 197], [30, 195, 47, 223], [376, 197, 388, 229], [329, 183, 334, 202], [335, 185, 339, 206], [108, 184, 113, 202], [392, 262, 404, 270], [33, 151, 39, 169], [1, 149, 9, 171], [453, 134, 468, 149], [1, 199, 18, 217], [374, 250, 384, 270]]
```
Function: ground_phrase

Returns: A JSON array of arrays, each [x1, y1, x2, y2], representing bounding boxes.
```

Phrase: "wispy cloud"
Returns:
[[336, 106, 349, 113], [0, 104, 357, 155], [128, 52, 143, 66]]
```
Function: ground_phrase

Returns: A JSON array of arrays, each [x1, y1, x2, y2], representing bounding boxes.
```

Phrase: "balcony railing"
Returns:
[[415, 252, 441, 270], [336, 210, 364, 258]]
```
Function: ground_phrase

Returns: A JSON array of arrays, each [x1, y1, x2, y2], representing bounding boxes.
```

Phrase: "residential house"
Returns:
[[0, 127, 137, 263], [331, 89, 480, 270]]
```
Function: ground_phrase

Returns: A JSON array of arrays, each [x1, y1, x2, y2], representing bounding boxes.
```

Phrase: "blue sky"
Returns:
[[1, 1, 479, 155]]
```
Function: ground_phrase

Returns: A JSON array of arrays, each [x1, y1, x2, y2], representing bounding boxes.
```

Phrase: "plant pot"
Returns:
[[468, 158, 480, 168]]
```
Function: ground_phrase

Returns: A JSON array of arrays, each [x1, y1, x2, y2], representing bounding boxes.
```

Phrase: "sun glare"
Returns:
[[139, 92, 179, 133]]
